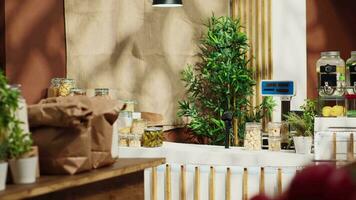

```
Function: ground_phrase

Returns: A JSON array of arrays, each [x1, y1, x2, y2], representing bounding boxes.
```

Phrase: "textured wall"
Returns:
[[4, 0, 66, 104], [65, 0, 229, 125], [307, 0, 356, 99]]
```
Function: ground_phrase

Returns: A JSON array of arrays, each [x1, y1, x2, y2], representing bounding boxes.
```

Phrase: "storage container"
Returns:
[[317, 51, 345, 96], [244, 122, 262, 150]]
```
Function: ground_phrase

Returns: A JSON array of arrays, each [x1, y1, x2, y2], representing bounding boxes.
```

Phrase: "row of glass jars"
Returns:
[[317, 51, 356, 96], [245, 122, 282, 151]]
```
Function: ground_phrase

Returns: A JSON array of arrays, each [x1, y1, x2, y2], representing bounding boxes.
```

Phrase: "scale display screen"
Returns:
[[261, 80, 295, 96]]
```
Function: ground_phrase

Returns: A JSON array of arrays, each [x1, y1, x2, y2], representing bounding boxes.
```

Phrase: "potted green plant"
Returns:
[[285, 99, 316, 154], [8, 123, 36, 184], [178, 15, 255, 145], [0, 141, 8, 190], [0, 71, 36, 184]]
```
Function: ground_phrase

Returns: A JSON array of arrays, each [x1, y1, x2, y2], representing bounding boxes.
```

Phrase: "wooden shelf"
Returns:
[[0, 158, 165, 200]]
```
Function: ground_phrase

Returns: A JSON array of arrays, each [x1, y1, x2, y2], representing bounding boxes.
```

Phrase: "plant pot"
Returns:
[[9, 156, 37, 184], [293, 136, 312, 154], [0, 162, 8, 190]]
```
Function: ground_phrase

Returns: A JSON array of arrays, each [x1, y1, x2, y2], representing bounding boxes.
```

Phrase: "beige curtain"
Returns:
[[65, 0, 229, 125]]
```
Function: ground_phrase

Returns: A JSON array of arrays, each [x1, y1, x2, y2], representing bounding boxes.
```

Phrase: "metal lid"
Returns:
[[51, 78, 63, 85], [321, 51, 340, 57], [145, 127, 163, 132]]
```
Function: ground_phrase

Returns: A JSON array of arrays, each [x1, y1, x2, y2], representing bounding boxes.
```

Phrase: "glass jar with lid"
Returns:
[[123, 100, 136, 112], [58, 78, 76, 97], [317, 51, 345, 96], [48, 78, 63, 97], [95, 88, 110, 97], [346, 51, 356, 93], [70, 88, 87, 96], [142, 127, 164, 147], [244, 122, 262, 150], [118, 111, 133, 134]]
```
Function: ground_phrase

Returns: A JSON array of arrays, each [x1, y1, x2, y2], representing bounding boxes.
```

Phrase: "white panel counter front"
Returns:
[[119, 142, 312, 200]]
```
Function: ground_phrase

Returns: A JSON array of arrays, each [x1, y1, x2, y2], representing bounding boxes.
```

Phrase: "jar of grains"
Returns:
[[244, 122, 262, 150]]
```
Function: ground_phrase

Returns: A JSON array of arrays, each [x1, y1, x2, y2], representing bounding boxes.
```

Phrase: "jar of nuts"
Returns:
[[58, 78, 76, 97], [244, 122, 262, 151]]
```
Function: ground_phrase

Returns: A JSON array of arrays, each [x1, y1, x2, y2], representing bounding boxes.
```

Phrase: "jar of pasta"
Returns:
[[47, 78, 63, 97], [58, 78, 76, 97], [244, 123, 262, 150], [142, 127, 164, 147]]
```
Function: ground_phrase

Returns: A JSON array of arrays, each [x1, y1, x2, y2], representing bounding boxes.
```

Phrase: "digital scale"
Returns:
[[260, 80, 296, 149]]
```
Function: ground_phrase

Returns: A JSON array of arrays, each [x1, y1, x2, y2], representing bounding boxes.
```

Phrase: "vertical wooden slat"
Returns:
[[267, 0, 273, 79], [243, 168, 248, 200], [180, 165, 186, 200], [255, 0, 261, 106], [261, 0, 267, 79], [226, 168, 231, 200], [332, 132, 337, 161], [165, 164, 171, 200], [231, 0, 238, 19], [348, 133, 354, 161], [238, 0, 244, 24], [209, 167, 215, 200], [194, 167, 200, 200], [277, 168, 282, 196], [259, 167, 265, 194], [248, 0, 255, 115], [151, 167, 157, 200]]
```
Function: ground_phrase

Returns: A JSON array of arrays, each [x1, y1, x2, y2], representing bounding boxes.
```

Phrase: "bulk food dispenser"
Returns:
[[317, 51, 346, 118]]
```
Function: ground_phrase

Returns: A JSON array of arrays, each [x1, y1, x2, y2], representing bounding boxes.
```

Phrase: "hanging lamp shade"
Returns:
[[152, 0, 183, 7]]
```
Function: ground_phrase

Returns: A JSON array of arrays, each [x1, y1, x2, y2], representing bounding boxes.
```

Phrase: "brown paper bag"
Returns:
[[29, 100, 93, 175], [30, 96, 123, 174]]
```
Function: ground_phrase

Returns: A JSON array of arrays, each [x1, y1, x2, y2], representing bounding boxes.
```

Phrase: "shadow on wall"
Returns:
[[4, 0, 66, 104], [307, 0, 356, 99], [66, 0, 229, 125]]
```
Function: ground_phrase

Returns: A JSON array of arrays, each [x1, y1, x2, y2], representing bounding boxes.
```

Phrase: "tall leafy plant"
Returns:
[[178, 16, 255, 145]]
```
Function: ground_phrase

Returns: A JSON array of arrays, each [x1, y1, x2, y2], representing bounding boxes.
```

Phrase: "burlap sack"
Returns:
[[29, 96, 123, 175]]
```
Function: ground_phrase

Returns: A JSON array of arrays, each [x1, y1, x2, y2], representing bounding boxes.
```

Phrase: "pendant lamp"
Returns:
[[152, 0, 183, 7]]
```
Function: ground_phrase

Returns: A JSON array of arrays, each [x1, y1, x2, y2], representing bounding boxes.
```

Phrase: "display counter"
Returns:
[[0, 158, 165, 200], [119, 142, 313, 200]]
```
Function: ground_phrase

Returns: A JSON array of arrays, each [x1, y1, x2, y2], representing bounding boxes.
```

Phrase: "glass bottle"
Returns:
[[316, 51, 345, 96]]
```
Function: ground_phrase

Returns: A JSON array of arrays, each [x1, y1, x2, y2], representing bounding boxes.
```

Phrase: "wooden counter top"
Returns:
[[0, 158, 165, 200]]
